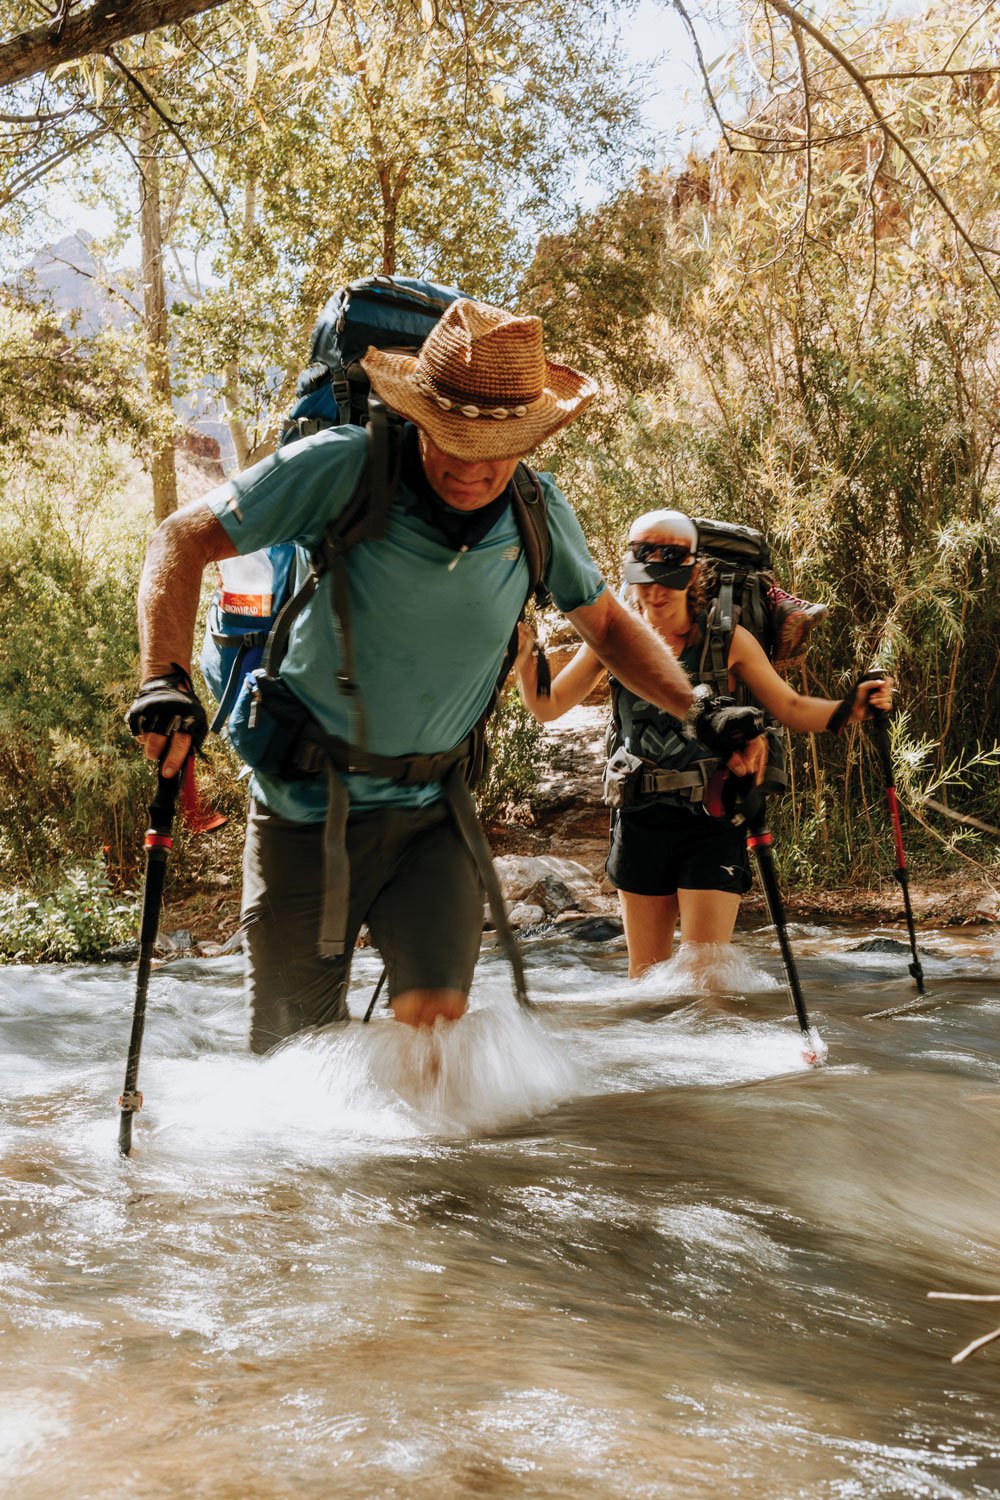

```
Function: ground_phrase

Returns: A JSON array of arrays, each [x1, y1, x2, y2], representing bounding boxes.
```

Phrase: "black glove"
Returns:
[[826, 671, 884, 736], [683, 686, 765, 758], [126, 664, 208, 751]]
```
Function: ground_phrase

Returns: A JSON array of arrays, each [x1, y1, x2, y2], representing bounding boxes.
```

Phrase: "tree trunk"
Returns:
[[139, 106, 178, 523], [381, 200, 396, 276], [223, 361, 251, 470]]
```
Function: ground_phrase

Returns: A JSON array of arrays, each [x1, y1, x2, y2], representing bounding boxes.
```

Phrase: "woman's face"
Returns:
[[626, 526, 698, 613]]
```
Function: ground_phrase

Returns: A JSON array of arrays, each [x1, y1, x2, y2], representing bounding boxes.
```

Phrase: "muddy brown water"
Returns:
[[1, 922, 999, 1498]]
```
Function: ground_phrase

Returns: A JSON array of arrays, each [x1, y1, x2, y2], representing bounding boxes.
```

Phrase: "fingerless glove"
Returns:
[[126, 665, 208, 750]]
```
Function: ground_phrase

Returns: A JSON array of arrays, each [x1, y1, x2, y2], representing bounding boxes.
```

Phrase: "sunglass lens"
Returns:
[[631, 543, 690, 565]]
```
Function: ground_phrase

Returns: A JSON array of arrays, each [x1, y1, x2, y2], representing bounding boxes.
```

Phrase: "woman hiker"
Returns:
[[515, 507, 893, 980]]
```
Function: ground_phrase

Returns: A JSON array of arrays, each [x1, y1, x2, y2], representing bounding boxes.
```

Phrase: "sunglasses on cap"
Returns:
[[627, 541, 694, 567]]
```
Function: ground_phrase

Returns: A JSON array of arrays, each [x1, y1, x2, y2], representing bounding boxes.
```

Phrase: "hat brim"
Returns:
[[623, 558, 697, 586], [360, 348, 597, 460]]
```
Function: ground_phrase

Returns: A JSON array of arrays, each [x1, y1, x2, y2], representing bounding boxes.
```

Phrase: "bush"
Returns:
[[0, 434, 167, 883], [476, 687, 551, 825], [0, 857, 138, 963]]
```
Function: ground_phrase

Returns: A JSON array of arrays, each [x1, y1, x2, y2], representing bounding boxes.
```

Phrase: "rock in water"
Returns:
[[555, 916, 624, 943], [507, 902, 546, 929], [850, 937, 941, 958], [494, 855, 599, 910], [522, 873, 578, 917]]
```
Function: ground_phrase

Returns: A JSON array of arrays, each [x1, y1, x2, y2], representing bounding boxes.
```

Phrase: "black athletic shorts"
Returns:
[[605, 800, 753, 898]]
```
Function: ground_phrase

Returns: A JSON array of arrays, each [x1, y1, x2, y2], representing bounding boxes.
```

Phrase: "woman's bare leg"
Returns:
[[618, 891, 680, 978], [676, 888, 742, 946]]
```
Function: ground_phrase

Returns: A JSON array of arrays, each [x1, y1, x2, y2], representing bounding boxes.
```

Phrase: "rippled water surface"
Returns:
[[2, 921, 1000, 1498]]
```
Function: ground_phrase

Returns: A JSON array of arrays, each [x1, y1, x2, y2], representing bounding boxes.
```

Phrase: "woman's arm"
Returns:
[[730, 625, 893, 732], [515, 626, 606, 723]]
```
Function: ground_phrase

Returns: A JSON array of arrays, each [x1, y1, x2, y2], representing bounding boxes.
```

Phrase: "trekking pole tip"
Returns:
[[802, 1027, 828, 1067]]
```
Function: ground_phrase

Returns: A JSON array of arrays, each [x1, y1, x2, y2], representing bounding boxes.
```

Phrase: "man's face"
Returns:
[[419, 432, 521, 511]]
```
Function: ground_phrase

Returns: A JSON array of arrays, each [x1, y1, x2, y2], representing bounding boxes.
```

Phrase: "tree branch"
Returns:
[[790, 17, 811, 286], [863, 65, 1000, 80], [107, 47, 229, 223], [0, 0, 230, 92], [763, 0, 1000, 299], [669, 0, 739, 153]]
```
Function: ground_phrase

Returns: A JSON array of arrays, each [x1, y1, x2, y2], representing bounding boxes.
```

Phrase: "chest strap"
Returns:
[[288, 723, 531, 1011]]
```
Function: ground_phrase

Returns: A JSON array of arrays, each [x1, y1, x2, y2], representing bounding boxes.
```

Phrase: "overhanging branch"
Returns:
[[0, 0, 228, 91]]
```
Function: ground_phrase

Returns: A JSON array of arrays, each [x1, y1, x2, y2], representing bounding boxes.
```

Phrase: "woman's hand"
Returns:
[[851, 675, 894, 721], [515, 621, 536, 673]]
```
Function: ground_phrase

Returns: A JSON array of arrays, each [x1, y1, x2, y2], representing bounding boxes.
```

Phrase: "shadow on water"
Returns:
[[1, 923, 1000, 1497]]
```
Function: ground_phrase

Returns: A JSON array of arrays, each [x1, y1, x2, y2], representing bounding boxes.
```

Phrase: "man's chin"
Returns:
[[438, 485, 499, 511]]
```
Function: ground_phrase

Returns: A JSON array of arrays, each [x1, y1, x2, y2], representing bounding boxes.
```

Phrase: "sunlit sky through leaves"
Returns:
[[40, 1, 732, 256]]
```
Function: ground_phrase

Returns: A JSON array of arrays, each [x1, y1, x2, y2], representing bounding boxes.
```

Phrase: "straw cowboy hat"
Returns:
[[360, 297, 597, 461]]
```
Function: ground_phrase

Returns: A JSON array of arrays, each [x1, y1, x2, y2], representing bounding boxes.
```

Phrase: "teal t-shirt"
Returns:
[[206, 424, 605, 819]]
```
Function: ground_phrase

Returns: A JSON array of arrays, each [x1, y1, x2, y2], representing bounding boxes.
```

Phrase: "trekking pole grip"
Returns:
[[137, 764, 184, 948], [150, 765, 183, 835], [859, 670, 895, 787]]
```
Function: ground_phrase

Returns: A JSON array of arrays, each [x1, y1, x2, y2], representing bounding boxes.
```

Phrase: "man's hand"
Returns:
[[685, 689, 766, 759], [126, 668, 208, 778]]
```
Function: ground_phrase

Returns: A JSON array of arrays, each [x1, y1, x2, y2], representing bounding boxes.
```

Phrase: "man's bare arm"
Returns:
[[566, 589, 693, 719], [134, 497, 237, 775], [138, 498, 237, 680]]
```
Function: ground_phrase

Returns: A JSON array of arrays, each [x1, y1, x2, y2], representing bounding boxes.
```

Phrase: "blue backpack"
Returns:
[[201, 277, 465, 731], [200, 274, 552, 741]]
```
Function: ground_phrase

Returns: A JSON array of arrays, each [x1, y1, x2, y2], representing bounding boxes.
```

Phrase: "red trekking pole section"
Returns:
[[868, 702, 926, 995]]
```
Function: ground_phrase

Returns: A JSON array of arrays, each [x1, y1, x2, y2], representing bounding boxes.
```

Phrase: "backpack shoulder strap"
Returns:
[[699, 577, 736, 695], [258, 416, 402, 699], [510, 464, 551, 605]]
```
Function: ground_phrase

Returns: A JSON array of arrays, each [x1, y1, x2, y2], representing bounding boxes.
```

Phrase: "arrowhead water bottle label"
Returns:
[[218, 551, 274, 617]]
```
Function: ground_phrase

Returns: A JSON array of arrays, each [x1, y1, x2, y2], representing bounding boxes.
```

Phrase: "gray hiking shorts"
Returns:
[[241, 798, 483, 1053]]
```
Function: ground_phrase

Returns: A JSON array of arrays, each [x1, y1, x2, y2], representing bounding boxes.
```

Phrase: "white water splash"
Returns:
[[136, 1001, 580, 1156], [349, 1002, 580, 1133], [632, 941, 783, 998]]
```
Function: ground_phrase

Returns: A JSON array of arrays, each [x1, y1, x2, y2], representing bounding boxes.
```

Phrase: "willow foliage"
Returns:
[[532, 2, 1000, 880]]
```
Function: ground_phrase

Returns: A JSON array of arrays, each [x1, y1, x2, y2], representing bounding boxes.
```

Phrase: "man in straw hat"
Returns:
[[129, 297, 764, 1050]]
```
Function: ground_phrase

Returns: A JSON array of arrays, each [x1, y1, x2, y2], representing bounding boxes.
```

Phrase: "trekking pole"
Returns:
[[118, 760, 185, 1156], [741, 786, 827, 1067], [865, 694, 926, 995], [362, 967, 387, 1024]]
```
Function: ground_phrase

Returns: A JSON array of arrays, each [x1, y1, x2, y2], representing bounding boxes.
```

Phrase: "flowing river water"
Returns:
[[2, 921, 1000, 1498]]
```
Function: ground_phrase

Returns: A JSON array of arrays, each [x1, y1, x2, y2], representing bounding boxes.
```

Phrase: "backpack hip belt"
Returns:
[[638, 761, 721, 800]]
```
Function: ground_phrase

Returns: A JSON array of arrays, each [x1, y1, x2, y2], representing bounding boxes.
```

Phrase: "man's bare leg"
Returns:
[[390, 988, 468, 1028]]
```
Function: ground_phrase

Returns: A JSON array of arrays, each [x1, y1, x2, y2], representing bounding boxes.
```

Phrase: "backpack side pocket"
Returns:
[[602, 745, 646, 809]]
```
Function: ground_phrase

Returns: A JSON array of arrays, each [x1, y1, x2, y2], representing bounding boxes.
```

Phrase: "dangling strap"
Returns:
[[328, 546, 367, 750], [441, 764, 533, 1011], [700, 583, 733, 696], [317, 759, 352, 957], [534, 644, 552, 698], [209, 630, 269, 735], [259, 563, 321, 681]]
